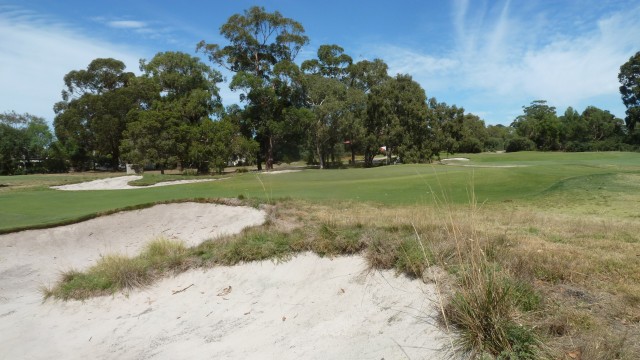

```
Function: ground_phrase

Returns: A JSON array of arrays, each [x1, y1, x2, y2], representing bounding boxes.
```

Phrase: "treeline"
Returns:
[[1, 7, 638, 175], [492, 100, 633, 153]]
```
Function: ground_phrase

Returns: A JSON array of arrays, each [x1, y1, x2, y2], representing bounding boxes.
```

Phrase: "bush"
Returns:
[[457, 138, 484, 153], [505, 137, 536, 152], [485, 137, 504, 152]]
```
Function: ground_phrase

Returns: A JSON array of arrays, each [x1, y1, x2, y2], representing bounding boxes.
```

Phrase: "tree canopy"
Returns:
[[619, 51, 640, 132], [6, 9, 637, 176]]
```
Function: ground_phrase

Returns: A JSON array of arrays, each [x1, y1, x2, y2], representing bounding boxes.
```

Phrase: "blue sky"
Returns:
[[1, 0, 639, 125]]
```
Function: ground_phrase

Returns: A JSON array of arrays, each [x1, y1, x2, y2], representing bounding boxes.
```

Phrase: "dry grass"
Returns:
[[44, 199, 640, 358], [306, 199, 640, 358]]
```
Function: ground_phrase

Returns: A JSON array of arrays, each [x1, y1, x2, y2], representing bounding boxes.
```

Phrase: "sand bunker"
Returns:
[[52, 175, 219, 191], [441, 157, 470, 162], [259, 169, 302, 175], [0, 203, 449, 359]]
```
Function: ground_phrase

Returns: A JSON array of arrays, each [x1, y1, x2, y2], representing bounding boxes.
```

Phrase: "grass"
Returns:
[[127, 173, 221, 186], [2, 151, 640, 232], [6, 151, 640, 358]]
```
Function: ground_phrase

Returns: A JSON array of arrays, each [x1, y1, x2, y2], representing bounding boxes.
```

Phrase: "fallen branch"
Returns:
[[172, 284, 194, 295]]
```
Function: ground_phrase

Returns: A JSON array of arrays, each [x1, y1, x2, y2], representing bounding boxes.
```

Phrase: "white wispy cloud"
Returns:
[[362, 1, 640, 123], [107, 20, 147, 29], [0, 7, 146, 123]]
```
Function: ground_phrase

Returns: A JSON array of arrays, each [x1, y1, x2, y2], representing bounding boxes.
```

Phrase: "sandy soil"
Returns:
[[51, 175, 219, 191], [0, 203, 450, 359]]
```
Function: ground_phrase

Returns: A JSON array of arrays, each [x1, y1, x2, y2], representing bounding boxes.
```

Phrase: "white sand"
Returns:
[[51, 175, 220, 191], [0, 203, 450, 359], [440, 157, 470, 161], [260, 170, 302, 175]]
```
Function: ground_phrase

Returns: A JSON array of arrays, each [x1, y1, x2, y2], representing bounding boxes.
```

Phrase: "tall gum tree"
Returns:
[[619, 51, 640, 133], [302, 44, 355, 167], [346, 59, 389, 165], [120, 51, 223, 174], [198, 6, 309, 170], [366, 74, 430, 165], [53, 58, 137, 170]]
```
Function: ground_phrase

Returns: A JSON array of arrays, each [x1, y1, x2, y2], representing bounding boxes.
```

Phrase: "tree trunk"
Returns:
[[350, 141, 356, 165], [256, 151, 262, 171], [316, 141, 324, 169], [266, 135, 274, 170], [386, 144, 392, 165]]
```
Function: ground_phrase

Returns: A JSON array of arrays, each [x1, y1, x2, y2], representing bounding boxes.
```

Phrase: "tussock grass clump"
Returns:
[[444, 264, 539, 359], [197, 230, 298, 264], [44, 237, 188, 300]]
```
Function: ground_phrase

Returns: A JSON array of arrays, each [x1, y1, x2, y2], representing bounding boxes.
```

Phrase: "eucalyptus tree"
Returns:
[[511, 100, 561, 151], [580, 106, 625, 144], [428, 99, 465, 154], [302, 44, 353, 81], [53, 58, 138, 169], [302, 45, 357, 167], [120, 51, 223, 174], [366, 74, 430, 165], [198, 6, 309, 170], [345, 59, 389, 165], [303, 74, 349, 168], [190, 115, 259, 174], [619, 51, 640, 133], [0, 112, 54, 174]]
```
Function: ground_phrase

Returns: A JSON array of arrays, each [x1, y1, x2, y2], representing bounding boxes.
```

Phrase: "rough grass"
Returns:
[[42, 200, 640, 357], [44, 238, 189, 300]]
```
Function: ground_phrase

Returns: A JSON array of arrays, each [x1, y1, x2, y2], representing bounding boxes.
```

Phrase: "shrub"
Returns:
[[505, 137, 536, 152]]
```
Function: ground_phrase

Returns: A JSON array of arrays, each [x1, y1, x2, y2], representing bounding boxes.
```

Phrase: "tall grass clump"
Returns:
[[427, 185, 540, 359], [44, 237, 188, 300]]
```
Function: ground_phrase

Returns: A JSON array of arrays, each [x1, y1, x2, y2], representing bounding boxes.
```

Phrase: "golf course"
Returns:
[[1, 151, 639, 359]]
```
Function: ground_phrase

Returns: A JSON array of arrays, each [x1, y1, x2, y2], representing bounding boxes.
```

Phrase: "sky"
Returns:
[[1, 0, 639, 126]]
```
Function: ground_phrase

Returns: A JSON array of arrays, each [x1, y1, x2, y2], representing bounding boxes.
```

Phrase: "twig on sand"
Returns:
[[172, 284, 194, 295], [217, 285, 232, 297]]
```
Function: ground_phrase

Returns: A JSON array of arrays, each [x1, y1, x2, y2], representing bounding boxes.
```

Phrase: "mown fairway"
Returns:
[[1, 151, 639, 232]]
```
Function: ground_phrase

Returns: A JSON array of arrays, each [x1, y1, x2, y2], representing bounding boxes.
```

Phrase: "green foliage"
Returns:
[[303, 74, 349, 168], [619, 51, 640, 132], [512, 100, 561, 151], [120, 52, 223, 173], [53, 58, 141, 170], [366, 74, 433, 165], [0, 112, 55, 174], [190, 116, 259, 174], [301, 44, 353, 80], [198, 6, 309, 170], [505, 136, 536, 152]]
